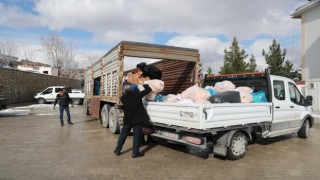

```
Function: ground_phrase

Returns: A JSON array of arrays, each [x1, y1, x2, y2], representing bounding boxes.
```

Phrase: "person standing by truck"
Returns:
[[53, 88, 73, 126], [114, 84, 152, 158]]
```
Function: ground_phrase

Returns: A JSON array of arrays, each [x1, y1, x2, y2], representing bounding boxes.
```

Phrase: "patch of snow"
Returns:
[[1, 108, 30, 113], [0, 108, 30, 116], [35, 113, 56, 116], [312, 114, 320, 118], [15, 104, 53, 109]]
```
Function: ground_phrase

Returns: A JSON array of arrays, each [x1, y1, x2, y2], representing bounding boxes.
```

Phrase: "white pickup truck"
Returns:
[[34, 86, 84, 105], [145, 71, 314, 160], [84, 41, 314, 160]]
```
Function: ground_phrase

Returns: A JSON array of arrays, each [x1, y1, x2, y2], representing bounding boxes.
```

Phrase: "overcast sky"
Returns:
[[0, 0, 307, 73]]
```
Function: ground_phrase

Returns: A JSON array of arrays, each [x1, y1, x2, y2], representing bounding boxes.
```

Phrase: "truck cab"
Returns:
[[269, 75, 313, 138]]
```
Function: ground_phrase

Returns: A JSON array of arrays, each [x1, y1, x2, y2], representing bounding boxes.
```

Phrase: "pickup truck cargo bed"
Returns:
[[145, 102, 272, 130]]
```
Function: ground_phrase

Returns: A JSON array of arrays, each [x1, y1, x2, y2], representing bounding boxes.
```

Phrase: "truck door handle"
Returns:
[[275, 106, 280, 109], [290, 106, 294, 108]]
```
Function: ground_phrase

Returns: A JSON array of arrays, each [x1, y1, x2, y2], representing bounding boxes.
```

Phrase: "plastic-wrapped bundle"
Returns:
[[181, 85, 211, 103], [235, 87, 253, 94], [213, 80, 236, 93], [239, 92, 253, 103], [141, 79, 164, 100], [163, 94, 179, 103], [235, 87, 253, 103]]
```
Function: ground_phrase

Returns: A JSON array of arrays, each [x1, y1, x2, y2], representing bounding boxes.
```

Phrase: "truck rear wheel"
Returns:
[[84, 100, 90, 115], [298, 120, 310, 138], [227, 131, 247, 160], [109, 106, 120, 134], [101, 104, 111, 128]]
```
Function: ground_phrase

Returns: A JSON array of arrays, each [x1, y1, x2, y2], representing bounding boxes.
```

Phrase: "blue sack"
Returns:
[[154, 94, 164, 102], [251, 91, 268, 103], [206, 88, 218, 95]]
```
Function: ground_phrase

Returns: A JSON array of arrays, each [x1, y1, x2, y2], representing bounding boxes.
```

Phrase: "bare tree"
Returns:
[[64, 40, 79, 69], [22, 46, 37, 61], [0, 38, 17, 56], [77, 53, 101, 68], [40, 33, 78, 70], [0, 38, 18, 65]]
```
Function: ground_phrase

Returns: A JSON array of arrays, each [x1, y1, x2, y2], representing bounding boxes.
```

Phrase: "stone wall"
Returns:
[[0, 67, 82, 103]]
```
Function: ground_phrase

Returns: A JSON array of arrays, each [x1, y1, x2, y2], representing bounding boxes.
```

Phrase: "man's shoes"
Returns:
[[61, 124, 64, 126], [114, 150, 121, 156], [68, 122, 73, 125], [132, 153, 144, 158]]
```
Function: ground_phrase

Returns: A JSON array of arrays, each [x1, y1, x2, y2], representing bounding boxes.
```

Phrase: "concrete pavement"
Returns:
[[1, 104, 320, 179]]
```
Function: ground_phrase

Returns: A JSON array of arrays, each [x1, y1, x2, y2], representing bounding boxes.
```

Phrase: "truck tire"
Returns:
[[72, 98, 81, 105], [298, 120, 310, 138], [227, 131, 247, 160], [101, 104, 111, 128], [84, 100, 90, 115], [37, 98, 46, 104], [109, 106, 120, 134]]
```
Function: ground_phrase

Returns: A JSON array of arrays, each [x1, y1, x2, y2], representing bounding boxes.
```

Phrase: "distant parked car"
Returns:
[[0, 94, 10, 110], [34, 86, 84, 105]]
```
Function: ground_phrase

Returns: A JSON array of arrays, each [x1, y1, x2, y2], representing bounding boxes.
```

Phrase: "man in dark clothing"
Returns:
[[53, 88, 73, 126], [114, 84, 152, 158]]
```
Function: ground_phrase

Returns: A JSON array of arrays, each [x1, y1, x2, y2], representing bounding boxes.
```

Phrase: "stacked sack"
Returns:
[[158, 80, 267, 104]]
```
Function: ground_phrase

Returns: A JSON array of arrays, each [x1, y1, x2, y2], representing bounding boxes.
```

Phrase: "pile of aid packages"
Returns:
[[152, 80, 268, 104]]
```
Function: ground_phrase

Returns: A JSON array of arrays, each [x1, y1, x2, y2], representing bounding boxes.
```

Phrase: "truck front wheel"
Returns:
[[227, 131, 248, 160], [109, 106, 120, 134], [298, 120, 310, 138]]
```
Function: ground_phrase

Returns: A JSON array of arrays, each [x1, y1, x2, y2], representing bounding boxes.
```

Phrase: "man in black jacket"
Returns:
[[114, 84, 152, 158], [53, 88, 73, 126]]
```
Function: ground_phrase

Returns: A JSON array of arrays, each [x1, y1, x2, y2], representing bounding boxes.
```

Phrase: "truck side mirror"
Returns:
[[306, 96, 313, 106]]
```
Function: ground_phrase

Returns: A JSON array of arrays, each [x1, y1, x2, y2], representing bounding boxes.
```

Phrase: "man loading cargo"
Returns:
[[53, 88, 74, 126], [114, 84, 152, 158]]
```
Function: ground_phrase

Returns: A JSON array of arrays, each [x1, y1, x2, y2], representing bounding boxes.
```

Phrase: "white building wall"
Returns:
[[301, 5, 320, 112], [303, 5, 320, 80], [17, 65, 58, 76]]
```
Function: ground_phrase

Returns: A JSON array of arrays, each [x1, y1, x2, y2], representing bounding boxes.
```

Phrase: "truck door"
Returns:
[[287, 82, 306, 128], [272, 80, 293, 132]]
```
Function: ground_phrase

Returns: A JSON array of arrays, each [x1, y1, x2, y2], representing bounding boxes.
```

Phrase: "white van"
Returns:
[[34, 86, 84, 105]]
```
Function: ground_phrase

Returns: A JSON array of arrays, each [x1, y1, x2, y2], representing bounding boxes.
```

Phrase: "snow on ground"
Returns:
[[0, 108, 30, 116], [313, 114, 320, 118], [35, 113, 56, 116], [15, 104, 53, 109], [0, 104, 54, 116]]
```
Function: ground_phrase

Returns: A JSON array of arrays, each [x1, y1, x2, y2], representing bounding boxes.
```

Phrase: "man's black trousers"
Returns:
[[115, 122, 143, 155]]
